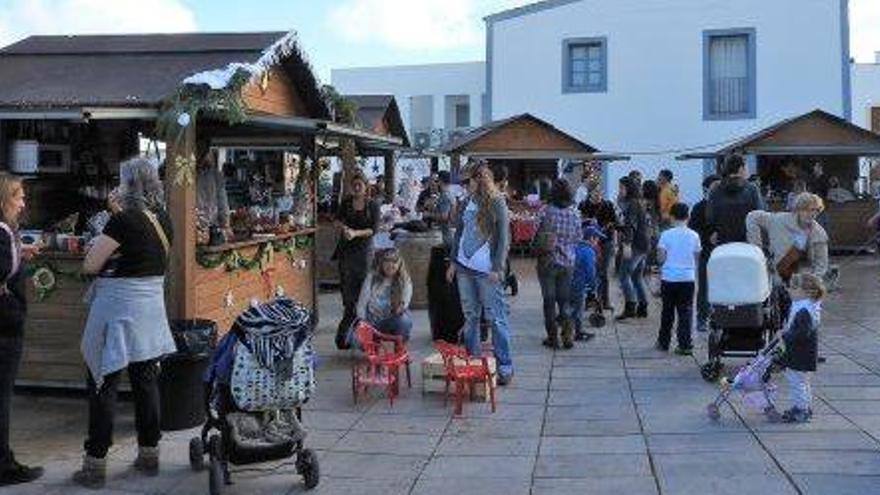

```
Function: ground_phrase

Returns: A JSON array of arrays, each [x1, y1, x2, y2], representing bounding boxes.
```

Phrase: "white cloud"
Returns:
[[0, 0, 197, 47], [851, 0, 880, 62], [327, 0, 532, 51]]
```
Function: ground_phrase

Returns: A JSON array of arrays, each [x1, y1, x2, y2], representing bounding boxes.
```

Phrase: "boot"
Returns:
[[133, 446, 159, 477], [615, 302, 637, 322], [72, 455, 106, 490], [560, 319, 574, 349], [542, 322, 559, 349], [636, 302, 648, 318]]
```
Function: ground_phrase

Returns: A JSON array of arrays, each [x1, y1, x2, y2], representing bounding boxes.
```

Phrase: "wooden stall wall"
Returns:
[[194, 241, 315, 335], [241, 69, 309, 118]]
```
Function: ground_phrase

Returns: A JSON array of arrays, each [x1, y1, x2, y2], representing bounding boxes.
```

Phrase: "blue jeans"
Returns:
[[618, 252, 647, 304], [570, 286, 588, 335], [369, 311, 413, 342], [457, 270, 513, 378]]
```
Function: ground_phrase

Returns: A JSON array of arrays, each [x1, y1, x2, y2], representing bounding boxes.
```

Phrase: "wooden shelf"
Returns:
[[197, 227, 317, 254]]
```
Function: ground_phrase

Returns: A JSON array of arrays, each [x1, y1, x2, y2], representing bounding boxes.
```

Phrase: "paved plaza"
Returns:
[[3, 256, 880, 495]]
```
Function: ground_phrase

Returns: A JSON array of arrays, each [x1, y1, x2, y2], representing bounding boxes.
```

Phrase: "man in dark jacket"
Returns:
[[706, 155, 765, 245], [689, 175, 720, 332]]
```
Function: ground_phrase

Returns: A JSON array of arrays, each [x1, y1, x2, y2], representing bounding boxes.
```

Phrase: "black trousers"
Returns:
[[0, 327, 23, 469], [85, 359, 161, 459], [336, 248, 369, 342], [597, 239, 614, 307], [658, 281, 695, 350], [696, 252, 711, 327]]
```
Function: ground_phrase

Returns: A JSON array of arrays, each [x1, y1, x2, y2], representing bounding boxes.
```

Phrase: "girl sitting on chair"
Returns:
[[355, 247, 413, 342]]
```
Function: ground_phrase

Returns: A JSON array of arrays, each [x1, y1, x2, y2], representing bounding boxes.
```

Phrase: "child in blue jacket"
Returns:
[[570, 222, 605, 342]]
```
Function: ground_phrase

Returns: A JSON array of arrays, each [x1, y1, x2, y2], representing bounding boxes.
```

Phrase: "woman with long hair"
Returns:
[[355, 247, 413, 341], [616, 176, 650, 321], [73, 157, 177, 489], [334, 171, 381, 349], [0, 174, 43, 486], [447, 162, 514, 385]]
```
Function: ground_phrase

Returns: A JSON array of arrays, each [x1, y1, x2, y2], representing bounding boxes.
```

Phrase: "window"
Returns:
[[562, 37, 607, 93], [454, 103, 470, 128], [704, 29, 756, 120], [409, 95, 434, 136]]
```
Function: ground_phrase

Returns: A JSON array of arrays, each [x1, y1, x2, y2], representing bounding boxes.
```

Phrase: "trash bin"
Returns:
[[159, 319, 217, 431]]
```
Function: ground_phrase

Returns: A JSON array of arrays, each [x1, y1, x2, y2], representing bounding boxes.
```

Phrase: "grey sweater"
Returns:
[[450, 195, 510, 274]]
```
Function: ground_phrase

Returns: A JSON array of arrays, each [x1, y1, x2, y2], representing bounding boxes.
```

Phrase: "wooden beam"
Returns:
[[384, 150, 396, 201], [166, 122, 197, 320]]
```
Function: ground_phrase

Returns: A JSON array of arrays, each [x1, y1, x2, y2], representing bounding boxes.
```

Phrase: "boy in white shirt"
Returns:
[[655, 203, 701, 355]]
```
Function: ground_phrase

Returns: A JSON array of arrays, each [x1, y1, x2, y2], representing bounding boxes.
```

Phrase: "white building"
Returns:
[[331, 62, 486, 150], [487, 0, 852, 202], [851, 52, 880, 134], [332, 0, 854, 203]]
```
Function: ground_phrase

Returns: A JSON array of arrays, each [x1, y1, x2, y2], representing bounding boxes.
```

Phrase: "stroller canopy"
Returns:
[[708, 243, 771, 306]]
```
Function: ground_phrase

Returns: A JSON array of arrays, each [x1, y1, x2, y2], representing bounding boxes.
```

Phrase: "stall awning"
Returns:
[[677, 109, 880, 160], [207, 114, 405, 150], [444, 113, 601, 160]]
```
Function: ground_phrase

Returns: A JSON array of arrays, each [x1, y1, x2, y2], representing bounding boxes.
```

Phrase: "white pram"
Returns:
[[700, 243, 788, 382]]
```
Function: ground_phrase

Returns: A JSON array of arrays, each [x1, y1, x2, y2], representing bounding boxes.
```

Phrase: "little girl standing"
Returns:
[[776, 272, 825, 423]]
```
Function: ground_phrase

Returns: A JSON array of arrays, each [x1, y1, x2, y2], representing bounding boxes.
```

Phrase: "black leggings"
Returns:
[[0, 326, 23, 469], [85, 359, 161, 459]]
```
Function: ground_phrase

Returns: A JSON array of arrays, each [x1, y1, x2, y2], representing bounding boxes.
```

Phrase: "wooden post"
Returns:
[[384, 150, 396, 201], [166, 122, 197, 320]]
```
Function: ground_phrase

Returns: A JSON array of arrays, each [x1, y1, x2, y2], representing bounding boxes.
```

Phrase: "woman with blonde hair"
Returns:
[[447, 162, 514, 385], [0, 174, 43, 486], [73, 157, 177, 489], [355, 247, 413, 341], [746, 192, 829, 282]]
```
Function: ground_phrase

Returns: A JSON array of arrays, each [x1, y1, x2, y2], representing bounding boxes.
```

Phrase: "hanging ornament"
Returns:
[[224, 290, 235, 309]]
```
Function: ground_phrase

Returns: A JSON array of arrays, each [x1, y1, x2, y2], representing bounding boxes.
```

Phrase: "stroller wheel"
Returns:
[[700, 361, 723, 382], [706, 403, 721, 421], [589, 313, 606, 328], [297, 448, 320, 490], [189, 437, 205, 471], [208, 434, 224, 495]]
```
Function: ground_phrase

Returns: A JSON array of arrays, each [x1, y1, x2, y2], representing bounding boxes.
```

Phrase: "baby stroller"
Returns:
[[706, 334, 783, 421], [700, 243, 787, 382], [190, 298, 320, 494]]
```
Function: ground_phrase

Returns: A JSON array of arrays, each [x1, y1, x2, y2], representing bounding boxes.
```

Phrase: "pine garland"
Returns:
[[196, 236, 313, 272]]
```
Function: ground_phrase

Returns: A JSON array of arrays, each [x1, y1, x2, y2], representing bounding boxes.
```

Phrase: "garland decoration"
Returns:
[[195, 234, 313, 272], [25, 262, 85, 302]]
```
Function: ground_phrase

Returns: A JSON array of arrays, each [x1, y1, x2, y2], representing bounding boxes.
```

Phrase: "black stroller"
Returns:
[[700, 243, 788, 382], [190, 298, 320, 494]]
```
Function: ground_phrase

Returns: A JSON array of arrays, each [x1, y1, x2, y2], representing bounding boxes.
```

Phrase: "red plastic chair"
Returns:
[[434, 340, 497, 416], [351, 321, 412, 406]]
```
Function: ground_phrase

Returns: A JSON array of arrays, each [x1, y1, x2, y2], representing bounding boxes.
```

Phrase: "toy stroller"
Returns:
[[190, 297, 320, 494], [707, 335, 784, 422]]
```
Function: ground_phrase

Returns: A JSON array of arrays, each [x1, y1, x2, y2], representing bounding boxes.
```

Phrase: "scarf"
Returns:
[[233, 297, 313, 379]]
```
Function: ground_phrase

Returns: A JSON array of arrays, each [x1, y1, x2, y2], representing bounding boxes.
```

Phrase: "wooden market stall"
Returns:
[[315, 94, 409, 286], [679, 109, 880, 250], [0, 31, 400, 388]]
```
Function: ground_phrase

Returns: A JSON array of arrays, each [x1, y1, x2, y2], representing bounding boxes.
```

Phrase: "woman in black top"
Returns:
[[73, 158, 177, 489], [0, 174, 43, 487], [334, 172, 380, 349]]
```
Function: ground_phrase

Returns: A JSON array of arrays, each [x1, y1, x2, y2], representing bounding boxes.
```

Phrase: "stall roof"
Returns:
[[0, 32, 330, 118], [344, 94, 410, 148], [678, 109, 880, 160], [444, 113, 599, 160]]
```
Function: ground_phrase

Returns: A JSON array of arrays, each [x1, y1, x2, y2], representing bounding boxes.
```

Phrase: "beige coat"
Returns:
[[745, 210, 829, 278]]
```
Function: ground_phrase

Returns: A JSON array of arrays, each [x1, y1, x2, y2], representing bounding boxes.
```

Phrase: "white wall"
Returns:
[[489, 0, 848, 203], [852, 63, 880, 131], [331, 62, 486, 135]]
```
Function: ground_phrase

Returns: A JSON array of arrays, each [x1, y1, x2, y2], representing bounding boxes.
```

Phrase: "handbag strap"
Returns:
[[142, 210, 170, 258]]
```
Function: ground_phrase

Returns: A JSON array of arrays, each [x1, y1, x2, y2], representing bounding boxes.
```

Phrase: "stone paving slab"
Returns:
[[434, 435, 539, 457], [534, 453, 652, 478], [658, 474, 798, 495], [410, 476, 532, 495], [795, 474, 880, 495], [539, 435, 647, 455], [420, 455, 534, 480]]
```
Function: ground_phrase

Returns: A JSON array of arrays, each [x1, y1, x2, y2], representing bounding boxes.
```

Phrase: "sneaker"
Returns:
[[654, 341, 669, 352], [764, 406, 783, 423], [781, 407, 811, 423], [497, 373, 513, 387], [574, 332, 596, 342], [674, 347, 693, 356], [636, 303, 648, 318], [0, 461, 43, 486]]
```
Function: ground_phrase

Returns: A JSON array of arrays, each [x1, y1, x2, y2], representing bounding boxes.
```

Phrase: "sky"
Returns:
[[0, 0, 878, 83]]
